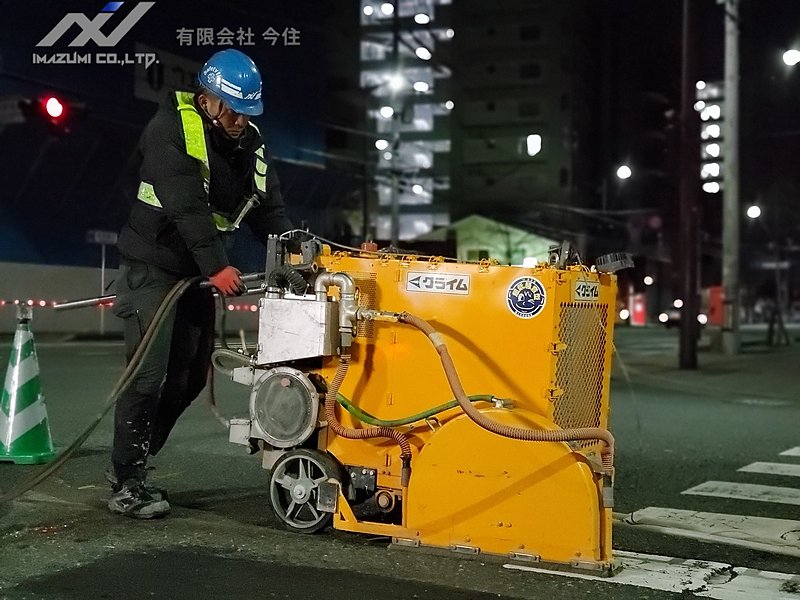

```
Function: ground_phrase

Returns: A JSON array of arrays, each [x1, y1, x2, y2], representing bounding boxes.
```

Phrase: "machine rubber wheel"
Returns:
[[268, 448, 341, 533]]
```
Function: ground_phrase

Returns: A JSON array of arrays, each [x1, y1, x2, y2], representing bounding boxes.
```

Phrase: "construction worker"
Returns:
[[109, 49, 293, 518]]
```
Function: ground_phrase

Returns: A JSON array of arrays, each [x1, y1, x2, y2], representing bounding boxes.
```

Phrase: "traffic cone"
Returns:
[[0, 305, 55, 464]]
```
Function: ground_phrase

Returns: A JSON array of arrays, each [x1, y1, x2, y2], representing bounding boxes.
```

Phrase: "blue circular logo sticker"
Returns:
[[507, 277, 546, 319]]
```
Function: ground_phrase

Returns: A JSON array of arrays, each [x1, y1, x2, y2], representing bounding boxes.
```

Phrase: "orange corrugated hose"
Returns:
[[398, 312, 615, 473]]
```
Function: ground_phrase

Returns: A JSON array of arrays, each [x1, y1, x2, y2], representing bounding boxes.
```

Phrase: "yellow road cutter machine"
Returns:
[[222, 236, 629, 574]]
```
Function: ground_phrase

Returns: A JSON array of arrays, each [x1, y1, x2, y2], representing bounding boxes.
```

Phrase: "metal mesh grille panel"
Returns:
[[351, 272, 378, 340], [552, 303, 608, 448]]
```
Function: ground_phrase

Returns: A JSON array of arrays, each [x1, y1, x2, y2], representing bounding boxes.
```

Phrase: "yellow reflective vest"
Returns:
[[136, 91, 267, 232]]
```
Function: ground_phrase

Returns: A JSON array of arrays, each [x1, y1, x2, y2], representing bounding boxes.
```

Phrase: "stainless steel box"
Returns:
[[256, 296, 339, 364]]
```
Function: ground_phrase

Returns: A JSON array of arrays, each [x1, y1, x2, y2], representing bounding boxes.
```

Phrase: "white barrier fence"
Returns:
[[0, 262, 261, 335]]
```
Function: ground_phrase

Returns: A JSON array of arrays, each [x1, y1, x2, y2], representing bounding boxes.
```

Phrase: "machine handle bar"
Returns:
[[53, 271, 267, 311]]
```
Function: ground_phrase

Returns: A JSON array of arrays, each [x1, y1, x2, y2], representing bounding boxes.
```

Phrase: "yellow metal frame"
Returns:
[[313, 251, 617, 569]]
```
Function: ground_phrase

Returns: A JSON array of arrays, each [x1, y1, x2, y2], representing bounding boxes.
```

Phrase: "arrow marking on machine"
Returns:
[[504, 550, 800, 599]]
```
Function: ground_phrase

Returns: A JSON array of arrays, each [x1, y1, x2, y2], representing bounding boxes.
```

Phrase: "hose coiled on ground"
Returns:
[[398, 312, 615, 473]]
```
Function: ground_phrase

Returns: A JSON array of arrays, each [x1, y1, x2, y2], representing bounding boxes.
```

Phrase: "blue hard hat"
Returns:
[[198, 49, 263, 116]]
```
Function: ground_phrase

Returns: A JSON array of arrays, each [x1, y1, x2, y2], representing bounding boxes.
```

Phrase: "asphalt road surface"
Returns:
[[1, 326, 798, 599]]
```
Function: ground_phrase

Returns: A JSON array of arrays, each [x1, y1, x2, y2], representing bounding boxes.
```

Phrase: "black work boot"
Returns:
[[105, 465, 168, 502], [108, 479, 171, 519]]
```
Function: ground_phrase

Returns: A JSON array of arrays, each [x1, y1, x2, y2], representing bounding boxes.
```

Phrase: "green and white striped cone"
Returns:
[[0, 306, 55, 464]]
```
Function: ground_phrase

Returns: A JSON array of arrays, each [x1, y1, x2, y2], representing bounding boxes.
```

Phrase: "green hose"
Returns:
[[335, 392, 495, 427]]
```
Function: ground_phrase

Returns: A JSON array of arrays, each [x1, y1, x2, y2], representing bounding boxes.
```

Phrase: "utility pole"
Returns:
[[679, 0, 700, 369], [721, 0, 741, 354], [389, 1, 401, 247]]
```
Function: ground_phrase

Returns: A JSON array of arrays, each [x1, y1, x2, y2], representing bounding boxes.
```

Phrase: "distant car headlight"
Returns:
[[658, 312, 669, 323]]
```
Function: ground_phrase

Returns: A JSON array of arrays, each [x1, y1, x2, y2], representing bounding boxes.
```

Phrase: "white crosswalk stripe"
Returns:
[[624, 446, 800, 554], [505, 551, 800, 599], [682, 481, 800, 506], [620, 507, 800, 558], [739, 461, 800, 478]]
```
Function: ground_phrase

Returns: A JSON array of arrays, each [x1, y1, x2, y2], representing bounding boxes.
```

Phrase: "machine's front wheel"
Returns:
[[268, 449, 340, 533]]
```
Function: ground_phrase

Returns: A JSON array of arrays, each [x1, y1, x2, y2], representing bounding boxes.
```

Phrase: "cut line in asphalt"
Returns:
[[616, 507, 800, 558], [504, 550, 800, 599], [682, 481, 800, 506]]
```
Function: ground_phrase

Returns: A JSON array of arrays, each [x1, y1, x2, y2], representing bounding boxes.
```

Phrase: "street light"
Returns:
[[783, 49, 800, 66], [746, 204, 761, 219], [601, 164, 633, 212], [745, 204, 791, 345]]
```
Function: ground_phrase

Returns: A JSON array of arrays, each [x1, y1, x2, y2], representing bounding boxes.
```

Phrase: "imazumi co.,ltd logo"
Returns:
[[37, 1, 154, 47], [33, 2, 157, 67]]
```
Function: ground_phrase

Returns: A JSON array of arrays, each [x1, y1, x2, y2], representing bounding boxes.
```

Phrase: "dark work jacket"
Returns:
[[117, 91, 293, 277]]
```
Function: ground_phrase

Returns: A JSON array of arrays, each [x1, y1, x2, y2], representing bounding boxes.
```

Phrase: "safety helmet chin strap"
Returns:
[[196, 91, 244, 142]]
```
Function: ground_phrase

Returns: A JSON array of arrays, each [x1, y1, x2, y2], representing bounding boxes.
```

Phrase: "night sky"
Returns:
[[1, 1, 798, 291], [0, 0, 334, 270]]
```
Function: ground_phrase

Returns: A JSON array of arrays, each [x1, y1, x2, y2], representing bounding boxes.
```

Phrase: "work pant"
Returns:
[[111, 261, 215, 484]]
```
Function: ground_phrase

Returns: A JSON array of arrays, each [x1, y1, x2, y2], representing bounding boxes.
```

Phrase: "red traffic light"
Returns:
[[18, 94, 86, 135], [44, 97, 64, 119]]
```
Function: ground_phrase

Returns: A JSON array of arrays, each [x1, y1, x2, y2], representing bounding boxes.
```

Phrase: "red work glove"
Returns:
[[209, 266, 245, 296]]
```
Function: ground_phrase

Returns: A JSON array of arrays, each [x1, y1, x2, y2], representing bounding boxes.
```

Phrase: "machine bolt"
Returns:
[[375, 491, 394, 510], [292, 484, 309, 501]]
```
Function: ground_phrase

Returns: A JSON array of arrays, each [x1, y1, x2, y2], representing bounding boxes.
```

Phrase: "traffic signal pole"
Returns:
[[721, 0, 741, 354], [679, 0, 700, 369]]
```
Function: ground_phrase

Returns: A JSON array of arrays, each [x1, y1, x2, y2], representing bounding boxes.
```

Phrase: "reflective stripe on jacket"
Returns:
[[136, 91, 266, 232]]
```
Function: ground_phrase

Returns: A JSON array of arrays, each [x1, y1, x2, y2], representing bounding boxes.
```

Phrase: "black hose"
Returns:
[[211, 348, 252, 377], [267, 264, 307, 295], [0, 276, 202, 504]]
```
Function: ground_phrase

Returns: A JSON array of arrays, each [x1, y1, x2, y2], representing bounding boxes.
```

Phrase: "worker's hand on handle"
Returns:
[[209, 266, 245, 296]]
